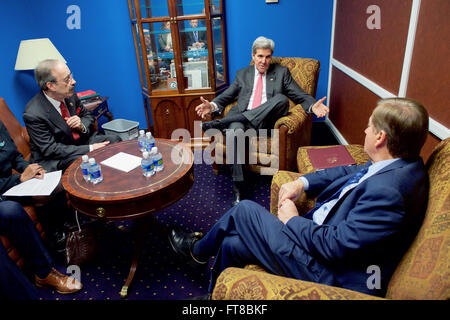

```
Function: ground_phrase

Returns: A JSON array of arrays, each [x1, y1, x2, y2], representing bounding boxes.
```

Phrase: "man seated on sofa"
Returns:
[[23, 59, 121, 172], [0, 120, 71, 253], [0, 201, 82, 300], [169, 97, 429, 298]]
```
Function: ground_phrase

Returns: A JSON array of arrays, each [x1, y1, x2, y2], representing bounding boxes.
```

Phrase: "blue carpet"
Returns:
[[37, 151, 272, 300]]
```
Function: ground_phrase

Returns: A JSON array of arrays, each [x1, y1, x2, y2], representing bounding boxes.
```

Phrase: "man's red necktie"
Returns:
[[60, 102, 80, 141], [251, 73, 263, 109]]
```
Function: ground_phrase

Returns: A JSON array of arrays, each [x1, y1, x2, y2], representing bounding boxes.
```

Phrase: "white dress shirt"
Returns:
[[43, 91, 63, 116], [210, 66, 268, 112], [300, 158, 400, 225]]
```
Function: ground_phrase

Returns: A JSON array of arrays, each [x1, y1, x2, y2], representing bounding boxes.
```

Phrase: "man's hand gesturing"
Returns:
[[195, 96, 213, 119]]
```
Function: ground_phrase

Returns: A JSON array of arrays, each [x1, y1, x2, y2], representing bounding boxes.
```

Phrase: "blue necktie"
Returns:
[[194, 31, 198, 42], [307, 165, 370, 217]]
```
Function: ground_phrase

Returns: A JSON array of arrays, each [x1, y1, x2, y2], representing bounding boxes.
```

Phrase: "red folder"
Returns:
[[306, 145, 356, 169]]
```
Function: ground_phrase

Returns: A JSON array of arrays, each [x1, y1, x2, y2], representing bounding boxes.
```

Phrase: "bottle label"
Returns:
[[142, 163, 153, 172], [90, 170, 101, 179], [155, 159, 163, 166], [82, 168, 89, 176]]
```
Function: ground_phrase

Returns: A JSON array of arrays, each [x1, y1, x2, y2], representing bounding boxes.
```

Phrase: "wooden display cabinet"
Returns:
[[128, 0, 228, 139]]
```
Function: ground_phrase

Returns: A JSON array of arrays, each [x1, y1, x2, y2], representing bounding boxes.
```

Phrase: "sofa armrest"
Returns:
[[274, 104, 309, 135], [212, 267, 383, 300]]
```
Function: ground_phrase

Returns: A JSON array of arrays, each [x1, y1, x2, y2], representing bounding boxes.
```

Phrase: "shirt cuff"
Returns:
[[89, 145, 93, 152], [80, 123, 87, 133], [298, 176, 310, 191], [210, 102, 218, 113]]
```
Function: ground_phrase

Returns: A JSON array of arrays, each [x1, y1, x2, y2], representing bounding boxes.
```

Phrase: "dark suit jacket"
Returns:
[[0, 121, 29, 194], [23, 91, 95, 171], [212, 63, 316, 115], [283, 159, 428, 296], [185, 30, 207, 48]]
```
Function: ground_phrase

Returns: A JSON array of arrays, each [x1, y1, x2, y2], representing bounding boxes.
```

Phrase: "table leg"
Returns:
[[119, 217, 150, 299]]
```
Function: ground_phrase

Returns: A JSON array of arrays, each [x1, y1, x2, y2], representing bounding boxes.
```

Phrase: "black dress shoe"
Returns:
[[201, 120, 227, 132], [47, 230, 67, 254], [168, 229, 207, 267]]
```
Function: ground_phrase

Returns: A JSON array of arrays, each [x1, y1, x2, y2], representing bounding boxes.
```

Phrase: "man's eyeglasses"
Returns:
[[54, 73, 74, 84]]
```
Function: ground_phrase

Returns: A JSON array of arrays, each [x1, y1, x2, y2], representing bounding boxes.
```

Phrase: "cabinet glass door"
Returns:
[[138, 0, 169, 18], [176, 0, 205, 16], [211, 17, 224, 87], [175, 18, 211, 90], [143, 22, 174, 91]]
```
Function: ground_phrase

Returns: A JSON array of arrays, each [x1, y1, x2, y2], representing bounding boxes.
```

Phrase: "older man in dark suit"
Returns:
[[23, 59, 121, 172], [196, 36, 329, 204]]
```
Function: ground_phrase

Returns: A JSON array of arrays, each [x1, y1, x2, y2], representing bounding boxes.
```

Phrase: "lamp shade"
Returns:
[[14, 38, 66, 70]]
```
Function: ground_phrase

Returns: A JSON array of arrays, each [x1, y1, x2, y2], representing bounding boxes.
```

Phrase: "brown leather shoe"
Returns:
[[35, 268, 83, 294]]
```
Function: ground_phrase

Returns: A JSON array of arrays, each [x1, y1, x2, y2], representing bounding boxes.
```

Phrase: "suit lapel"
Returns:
[[265, 64, 276, 98], [322, 159, 415, 224], [38, 92, 73, 138], [64, 96, 77, 116]]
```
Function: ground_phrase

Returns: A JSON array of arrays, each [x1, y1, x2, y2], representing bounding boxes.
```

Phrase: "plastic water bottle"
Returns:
[[88, 158, 103, 184], [152, 147, 164, 172], [80, 155, 90, 182], [145, 132, 155, 152], [141, 151, 155, 177], [138, 130, 146, 152]]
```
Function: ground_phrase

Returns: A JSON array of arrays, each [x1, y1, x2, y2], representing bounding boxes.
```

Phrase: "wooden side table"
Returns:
[[62, 139, 194, 297]]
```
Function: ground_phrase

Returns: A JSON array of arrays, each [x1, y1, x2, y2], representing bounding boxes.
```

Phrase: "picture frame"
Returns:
[[170, 60, 209, 89]]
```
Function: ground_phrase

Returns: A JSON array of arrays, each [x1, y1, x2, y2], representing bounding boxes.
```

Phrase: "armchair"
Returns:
[[212, 57, 320, 175], [212, 140, 449, 300]]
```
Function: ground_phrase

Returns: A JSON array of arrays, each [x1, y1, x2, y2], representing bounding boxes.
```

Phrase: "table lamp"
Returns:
[[14, 38, 66, 70]]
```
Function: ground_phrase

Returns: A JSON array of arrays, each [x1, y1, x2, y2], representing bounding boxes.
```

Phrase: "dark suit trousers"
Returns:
[[59, 131, 122, 171], [0, 201, 53, 300], [192, 200, 326, 293], [225, 94, 289, 181]]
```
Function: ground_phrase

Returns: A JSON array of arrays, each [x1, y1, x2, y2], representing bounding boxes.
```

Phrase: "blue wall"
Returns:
[[0, 0, 145, 127], [0, 0, 333, 128]]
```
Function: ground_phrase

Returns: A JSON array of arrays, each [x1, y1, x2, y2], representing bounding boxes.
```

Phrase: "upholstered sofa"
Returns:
[[212, 139, 449, 300], [0, 97, 45, 267], [212, 57, 320, 175]]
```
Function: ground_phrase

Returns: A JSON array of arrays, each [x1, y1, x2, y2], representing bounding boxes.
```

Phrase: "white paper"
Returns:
[[3, 171, 62, 197], [100, 152, 142, 173]]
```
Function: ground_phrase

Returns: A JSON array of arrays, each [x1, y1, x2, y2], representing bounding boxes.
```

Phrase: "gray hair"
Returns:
[[35, 59, 59, 91], [252, 36, 275, 54]]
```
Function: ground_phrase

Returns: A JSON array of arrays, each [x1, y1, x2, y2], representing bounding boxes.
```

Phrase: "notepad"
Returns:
[[3, 171, 62, 197], [101, 152, 142, 173]]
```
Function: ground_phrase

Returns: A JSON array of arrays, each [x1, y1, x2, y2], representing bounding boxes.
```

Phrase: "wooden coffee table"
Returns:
[[62, 138, 194, 298]]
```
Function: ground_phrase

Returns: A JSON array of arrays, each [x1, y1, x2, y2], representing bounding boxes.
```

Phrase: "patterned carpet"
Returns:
[[37, 151, 272, 300]]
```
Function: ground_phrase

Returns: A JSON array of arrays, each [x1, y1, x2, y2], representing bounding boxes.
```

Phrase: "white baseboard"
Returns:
[[324, 118, 348, 145]]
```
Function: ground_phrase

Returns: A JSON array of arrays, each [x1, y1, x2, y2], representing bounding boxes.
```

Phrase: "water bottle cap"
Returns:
[[89, 158, 95, 164], [151, 147, 158, 153], [82, 155, 88, 161], [139, 130, 145, 135], [146, 132, 152, 138], [142, 151, 149, 158]]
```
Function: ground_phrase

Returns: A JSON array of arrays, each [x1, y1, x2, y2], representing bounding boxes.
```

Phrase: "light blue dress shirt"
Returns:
[[300, 159, 400, 225]]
